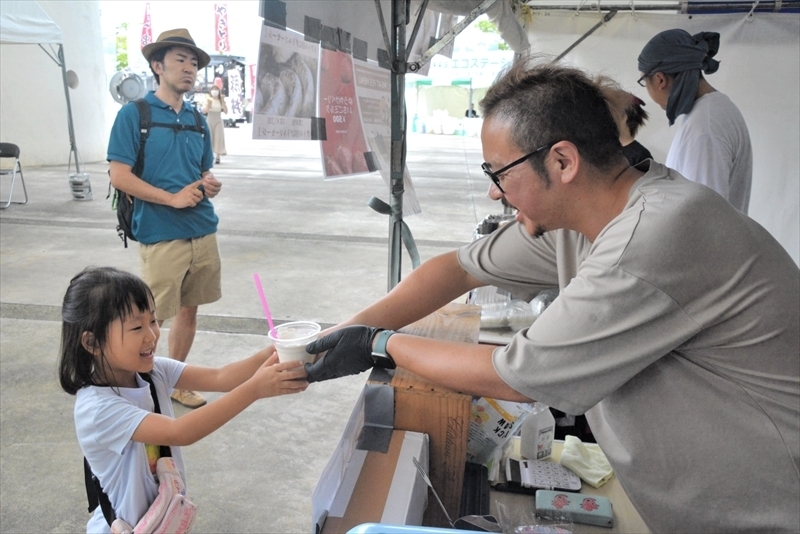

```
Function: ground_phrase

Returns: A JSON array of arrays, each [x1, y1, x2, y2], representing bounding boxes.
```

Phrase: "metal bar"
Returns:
[[523, 1, 799, 11], [373, 0, 392, 56], [409, 0, 498, 73], [58, 45, 81, 174], [37, 43, 60, 65], [405, 0, 431, 62], [388, 0, 407, 290], [554, 10, 618, 62]]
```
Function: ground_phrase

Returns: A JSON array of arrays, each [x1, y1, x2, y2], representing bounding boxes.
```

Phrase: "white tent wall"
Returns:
[[521, 11, 800, 264], [0, 1, 106, 167], [415, 85, 488, 120]]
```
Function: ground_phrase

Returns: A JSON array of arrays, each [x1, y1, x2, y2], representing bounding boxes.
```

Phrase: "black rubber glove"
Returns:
[[303, 325, 381, 383]]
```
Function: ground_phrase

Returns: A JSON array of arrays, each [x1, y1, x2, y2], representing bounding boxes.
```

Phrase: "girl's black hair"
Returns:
[[58, 267, 154, 395]]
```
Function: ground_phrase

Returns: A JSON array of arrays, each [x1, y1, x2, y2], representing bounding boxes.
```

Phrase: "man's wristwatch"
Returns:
[[371, 329, 397, 369]]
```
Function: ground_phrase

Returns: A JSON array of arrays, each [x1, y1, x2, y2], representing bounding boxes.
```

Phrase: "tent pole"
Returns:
[[553, 10, 618, 62], [388, 0, 407, 290], [58, 44, 81, 173], [405, 0, 430, 60], [523, 1, 799, 12]]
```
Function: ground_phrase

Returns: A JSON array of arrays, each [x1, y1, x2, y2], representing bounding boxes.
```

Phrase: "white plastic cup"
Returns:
[[268, 321, 321, 363]]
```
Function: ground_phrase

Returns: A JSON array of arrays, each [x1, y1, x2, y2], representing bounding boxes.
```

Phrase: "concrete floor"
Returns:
[[0, 127, 496, 533]]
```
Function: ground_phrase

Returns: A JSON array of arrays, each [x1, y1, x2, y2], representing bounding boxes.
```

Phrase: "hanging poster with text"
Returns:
[[319, 48, 371, 179], [353, 58, 421, 215], [253, 25, 319, 140]]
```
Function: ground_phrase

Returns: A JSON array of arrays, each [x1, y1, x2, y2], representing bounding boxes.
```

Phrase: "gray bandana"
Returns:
[[638, 29, 720, 125]]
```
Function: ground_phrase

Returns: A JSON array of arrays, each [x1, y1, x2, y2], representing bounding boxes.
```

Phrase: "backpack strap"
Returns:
[[129, 99, 205, 176], [83, 372, 171, 525], [149, 102, 206, 137], [191, 105, 206, 138], [139, 372, 171, 459], [132, 99, 151, 178], [84, 457, 116, 525]]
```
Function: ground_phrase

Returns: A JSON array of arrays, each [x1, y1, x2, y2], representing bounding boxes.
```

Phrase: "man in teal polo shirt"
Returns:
[[108, 29, 223, 409]]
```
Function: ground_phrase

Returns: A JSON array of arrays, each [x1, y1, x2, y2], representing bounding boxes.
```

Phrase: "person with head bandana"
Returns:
[[638, 29, 753, 213]]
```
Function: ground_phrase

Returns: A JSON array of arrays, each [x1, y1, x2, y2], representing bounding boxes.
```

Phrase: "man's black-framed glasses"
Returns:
[[482, 143, 552, 194]]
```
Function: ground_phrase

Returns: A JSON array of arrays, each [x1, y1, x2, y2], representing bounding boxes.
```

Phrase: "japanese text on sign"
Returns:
[[214, 4, 229, 52], [264, 27, 317, 54]]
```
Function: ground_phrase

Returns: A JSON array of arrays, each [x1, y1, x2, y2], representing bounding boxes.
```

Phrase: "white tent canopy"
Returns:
[[519, 8, 800, 265], [0, 0, 61, 44], [265, 1, 800, 281], [0, 0, 81, 172]]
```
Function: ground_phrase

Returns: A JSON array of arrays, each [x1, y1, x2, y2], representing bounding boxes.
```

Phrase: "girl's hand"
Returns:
[[250, 351, 308, 399]]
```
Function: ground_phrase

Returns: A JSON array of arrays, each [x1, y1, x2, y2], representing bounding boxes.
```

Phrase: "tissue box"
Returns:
[[320, 430, 429, 534]]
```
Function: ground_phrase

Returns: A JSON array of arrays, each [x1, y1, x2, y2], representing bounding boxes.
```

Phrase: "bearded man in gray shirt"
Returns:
[[302, 59, 799, 533]]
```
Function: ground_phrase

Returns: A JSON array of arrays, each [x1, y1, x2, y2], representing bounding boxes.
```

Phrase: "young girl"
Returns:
[[58, 267, 307, 533]]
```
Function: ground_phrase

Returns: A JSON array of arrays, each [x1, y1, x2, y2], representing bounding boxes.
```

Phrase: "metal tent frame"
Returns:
[[0, 1, 82, 174], [264, 0, 799, 290], [378, 0, 799, 289]]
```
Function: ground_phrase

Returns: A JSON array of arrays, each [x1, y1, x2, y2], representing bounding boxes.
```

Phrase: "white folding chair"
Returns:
[[0, 143, 28, 209]]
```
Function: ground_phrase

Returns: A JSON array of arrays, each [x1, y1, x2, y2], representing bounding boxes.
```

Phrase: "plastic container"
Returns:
[[267, 321, 320, 363], [519, 403, 555, 460]]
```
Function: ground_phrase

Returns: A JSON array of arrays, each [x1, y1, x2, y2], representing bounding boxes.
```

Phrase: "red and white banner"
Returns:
[[248, 64, 256, 102], [214, 4, 229, 53], [140, 3, 152, 50]]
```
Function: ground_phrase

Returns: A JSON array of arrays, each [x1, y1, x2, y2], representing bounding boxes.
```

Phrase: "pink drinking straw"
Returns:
[[253, 273, 277, 338]]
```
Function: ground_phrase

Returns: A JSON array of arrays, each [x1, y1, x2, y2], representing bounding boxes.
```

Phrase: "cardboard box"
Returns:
[[320, 429, 429, 534], [392, 303, 479, 526], [368, 303, 479, 528], [368, 367, 471, 528], [313, 304, 480, 531]]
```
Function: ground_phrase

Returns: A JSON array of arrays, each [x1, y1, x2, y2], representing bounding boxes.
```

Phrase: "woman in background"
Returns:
[[203, 87, 228, 164]]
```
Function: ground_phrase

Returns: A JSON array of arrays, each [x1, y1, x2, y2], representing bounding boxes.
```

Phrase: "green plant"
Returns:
[[116, 22, 129, 71], [476, 20, 509, 50]]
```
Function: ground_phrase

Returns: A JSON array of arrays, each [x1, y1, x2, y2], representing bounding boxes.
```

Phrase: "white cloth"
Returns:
[[75, 358, 186, 534], [457, 162, 799, 533], [559, 435, 613, 488], [666, 91, 752, 214]]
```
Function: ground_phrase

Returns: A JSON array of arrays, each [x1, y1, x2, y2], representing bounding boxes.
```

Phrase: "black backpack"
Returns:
[[108, 99, 206, 248]]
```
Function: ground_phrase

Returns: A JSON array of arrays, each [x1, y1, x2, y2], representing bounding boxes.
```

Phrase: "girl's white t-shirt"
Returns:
[[75, 357, 185, 533]]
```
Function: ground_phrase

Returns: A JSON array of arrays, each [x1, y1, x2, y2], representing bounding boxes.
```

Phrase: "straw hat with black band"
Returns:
[[142, 29, 210, 69]]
